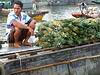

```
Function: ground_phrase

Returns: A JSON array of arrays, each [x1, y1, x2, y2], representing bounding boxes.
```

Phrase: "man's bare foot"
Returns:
[[14, 43, 21, 48], [23, 42, 33, 46]]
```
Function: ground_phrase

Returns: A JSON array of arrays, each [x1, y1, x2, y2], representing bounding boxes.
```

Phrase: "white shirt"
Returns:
[[6, 11, 33, 39], [33, 3, 36, 10]]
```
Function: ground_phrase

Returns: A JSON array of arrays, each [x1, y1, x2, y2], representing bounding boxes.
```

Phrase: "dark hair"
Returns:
[[82, 3, 84, 6], [14, 1, 23, 8], [2, 3, 4, 5]]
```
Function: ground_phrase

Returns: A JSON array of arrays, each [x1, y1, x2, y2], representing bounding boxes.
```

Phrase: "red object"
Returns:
[[72, 13, 93, 18]]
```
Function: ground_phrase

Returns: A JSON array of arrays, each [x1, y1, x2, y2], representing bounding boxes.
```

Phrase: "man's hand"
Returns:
[[28, 27, 34, 36]]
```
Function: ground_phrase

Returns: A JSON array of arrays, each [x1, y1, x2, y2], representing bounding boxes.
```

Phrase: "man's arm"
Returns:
[[12, 21, 34, 36], [74, 4, 78, 8]]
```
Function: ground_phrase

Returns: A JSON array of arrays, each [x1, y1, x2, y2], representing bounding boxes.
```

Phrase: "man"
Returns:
[[0, 3, 4, 12], [74, 2, 88, 14], [6, 1, 36, 48], [32, 2, 36, 13], [1, 3, 4, 9]]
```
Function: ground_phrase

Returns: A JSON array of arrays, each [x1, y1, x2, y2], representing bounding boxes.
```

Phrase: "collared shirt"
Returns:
[[6, 11, 33, 39], [81, 3, 88, 10]]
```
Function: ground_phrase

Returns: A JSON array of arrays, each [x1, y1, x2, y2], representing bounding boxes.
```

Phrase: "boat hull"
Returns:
[[33, 15, 43, 20], [72, 13, 93, 18], [31, 14, 44, 20], [0, 41, 100, 75]]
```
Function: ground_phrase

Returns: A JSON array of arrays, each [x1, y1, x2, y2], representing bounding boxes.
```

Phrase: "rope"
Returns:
[[15, 53, 23, 75]]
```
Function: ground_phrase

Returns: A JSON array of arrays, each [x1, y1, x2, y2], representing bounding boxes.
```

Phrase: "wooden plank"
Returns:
[[41, 67, 52, 75], [50, 66, 58, 75], [67, 57, 100, 75], [0, 44, 60, 59], [37, 69, 43, 75], [62, 64, 69, 75], [30, 70, 38, 75], [56, 64, 69, 75]]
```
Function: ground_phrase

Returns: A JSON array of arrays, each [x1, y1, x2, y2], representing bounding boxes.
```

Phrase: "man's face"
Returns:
[[14, 4, 23, 16]]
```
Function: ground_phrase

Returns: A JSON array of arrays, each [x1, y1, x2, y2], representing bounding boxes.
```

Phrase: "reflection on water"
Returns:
[[0, 5, 100, 41]]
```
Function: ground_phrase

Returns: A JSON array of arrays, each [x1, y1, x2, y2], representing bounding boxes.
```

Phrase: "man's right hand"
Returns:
[[28, 27, 34, 36]]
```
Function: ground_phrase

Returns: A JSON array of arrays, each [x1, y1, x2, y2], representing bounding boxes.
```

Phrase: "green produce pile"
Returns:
[[35, 18, 100, 48]]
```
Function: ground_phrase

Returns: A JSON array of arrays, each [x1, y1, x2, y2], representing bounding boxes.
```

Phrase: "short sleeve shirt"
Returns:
[[6, 11, 33, 38], [33, 3, 36, 10]]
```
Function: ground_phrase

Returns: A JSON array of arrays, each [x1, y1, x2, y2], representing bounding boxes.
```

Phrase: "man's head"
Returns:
[[13, 1, 23, 16], [14, 1, 23, 8], [34, 2, 36, 4]]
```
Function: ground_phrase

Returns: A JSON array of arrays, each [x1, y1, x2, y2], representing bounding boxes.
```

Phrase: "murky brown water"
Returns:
[[0, 5, 100, 41]]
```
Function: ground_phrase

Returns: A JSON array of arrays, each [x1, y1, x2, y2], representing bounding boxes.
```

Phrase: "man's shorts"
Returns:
[[8, 27, 28, 43]]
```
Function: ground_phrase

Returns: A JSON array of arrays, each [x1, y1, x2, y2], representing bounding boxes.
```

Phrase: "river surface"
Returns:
[[0, 5, 100, 41]]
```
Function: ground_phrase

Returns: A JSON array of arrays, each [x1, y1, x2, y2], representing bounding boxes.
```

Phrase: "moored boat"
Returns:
[[91, 1, 100, 4], [27, 11, 48, 20]]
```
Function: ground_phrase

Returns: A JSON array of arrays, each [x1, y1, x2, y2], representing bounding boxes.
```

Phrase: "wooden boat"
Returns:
[[91, 1, 100, 4], [72, 13, 93, 18], [0, 9, 48, 20], [28, 11, 48, 20], [0, 39, 100, 75]]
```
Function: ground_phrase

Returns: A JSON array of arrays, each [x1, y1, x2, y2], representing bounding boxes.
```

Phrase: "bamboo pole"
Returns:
[[11, 54, 100, 75]]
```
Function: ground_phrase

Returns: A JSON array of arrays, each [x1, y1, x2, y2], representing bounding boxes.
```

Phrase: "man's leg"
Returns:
[[9, 27, 21, 48], [14, 27, 21, 48], [23, 21, 35, 46]]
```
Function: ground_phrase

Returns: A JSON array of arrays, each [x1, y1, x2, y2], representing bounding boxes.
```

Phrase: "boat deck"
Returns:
[[0, 44, 41, 56]]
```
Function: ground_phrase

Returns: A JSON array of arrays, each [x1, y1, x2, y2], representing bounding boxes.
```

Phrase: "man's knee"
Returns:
[[32, 20, 36, 24], [15, 27, 21, 32], [29, 20, 36, 30]]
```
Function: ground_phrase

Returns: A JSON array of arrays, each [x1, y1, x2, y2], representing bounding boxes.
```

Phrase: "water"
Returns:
[[0, 5, 100, 41], [39, 5, 78, 21]]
